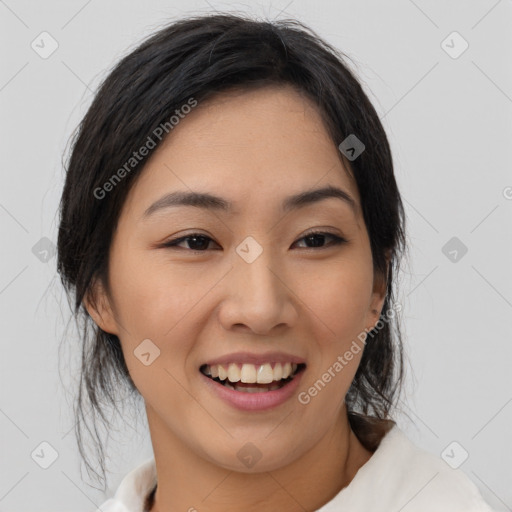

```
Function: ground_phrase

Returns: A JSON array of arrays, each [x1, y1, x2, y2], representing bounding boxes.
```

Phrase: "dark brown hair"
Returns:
[[57, 12, 407, 490]]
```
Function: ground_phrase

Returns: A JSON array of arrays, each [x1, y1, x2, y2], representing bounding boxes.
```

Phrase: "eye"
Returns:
[[161, 230, 347, 252], [162, 234, 220, 251], [292, 230, 347, 249]]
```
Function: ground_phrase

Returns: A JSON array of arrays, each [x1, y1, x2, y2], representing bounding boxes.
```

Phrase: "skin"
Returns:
[[85, 84, 389, 512]]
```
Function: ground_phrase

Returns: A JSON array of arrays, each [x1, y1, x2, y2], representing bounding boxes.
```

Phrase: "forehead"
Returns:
[[123, 85, 360, 219]]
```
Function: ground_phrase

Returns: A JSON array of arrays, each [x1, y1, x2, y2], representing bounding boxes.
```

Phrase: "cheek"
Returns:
[[109, 252, 201, 335], [297, 258, 374, 342], [108, 254, 216, 379], [110, 265, 199, 406]]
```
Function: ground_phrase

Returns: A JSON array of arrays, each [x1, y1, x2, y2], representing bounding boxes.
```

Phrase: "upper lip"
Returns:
[[201, 351, 306, 367]]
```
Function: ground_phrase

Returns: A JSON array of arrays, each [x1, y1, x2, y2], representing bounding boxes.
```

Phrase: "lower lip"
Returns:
[[200, 369, 305, 411]]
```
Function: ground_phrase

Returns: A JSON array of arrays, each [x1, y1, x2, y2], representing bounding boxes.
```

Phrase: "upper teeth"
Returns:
[[202, 362, 299, 384]]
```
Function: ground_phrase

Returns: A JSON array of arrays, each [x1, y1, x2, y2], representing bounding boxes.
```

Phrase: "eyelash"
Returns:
[[161, 230, 348, 252]]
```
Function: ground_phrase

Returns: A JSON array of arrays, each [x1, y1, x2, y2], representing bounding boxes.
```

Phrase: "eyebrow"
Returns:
[[142, 185, 357, 219]]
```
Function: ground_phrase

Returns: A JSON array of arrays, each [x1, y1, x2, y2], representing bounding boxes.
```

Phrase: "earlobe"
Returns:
[[83, 279, 119, 335], [369, 275, 387, 324], [367, 254, 391, 329]]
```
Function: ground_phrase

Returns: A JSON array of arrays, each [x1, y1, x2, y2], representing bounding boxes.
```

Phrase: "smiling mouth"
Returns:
[[200, 362, 307, 393]]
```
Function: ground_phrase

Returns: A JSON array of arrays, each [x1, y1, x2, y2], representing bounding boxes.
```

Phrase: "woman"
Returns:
[[56, 12, 495, 512]]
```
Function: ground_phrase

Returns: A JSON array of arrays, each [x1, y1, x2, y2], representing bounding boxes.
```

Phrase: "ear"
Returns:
[[83, 278, 119, 335], [366, 251, 391, 330]]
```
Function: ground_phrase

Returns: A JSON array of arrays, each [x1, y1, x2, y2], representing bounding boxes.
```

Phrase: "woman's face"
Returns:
[[87, 85, 387, 472]]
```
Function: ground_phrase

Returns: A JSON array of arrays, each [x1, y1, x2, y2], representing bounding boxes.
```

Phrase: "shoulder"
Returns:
[[379, 427, 494, 511], [94, 498, 131, 512], [334, 413, 496, 512], [94, 457, 157, 512]]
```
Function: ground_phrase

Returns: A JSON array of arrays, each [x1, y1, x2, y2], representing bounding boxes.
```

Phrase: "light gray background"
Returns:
[[1, 1, 511, 511]]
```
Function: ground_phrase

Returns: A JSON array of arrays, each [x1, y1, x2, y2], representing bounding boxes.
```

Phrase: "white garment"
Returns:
[[95, 424, 496, 512]]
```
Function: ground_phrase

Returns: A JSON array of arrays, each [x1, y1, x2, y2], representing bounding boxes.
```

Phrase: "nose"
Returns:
[[217, 248, 299, 336]]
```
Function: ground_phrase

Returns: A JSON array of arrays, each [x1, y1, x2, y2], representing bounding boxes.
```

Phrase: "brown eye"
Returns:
[[162, 234, 219, 251], [161, 231, 347, 252], [293, 231, 347, 249]]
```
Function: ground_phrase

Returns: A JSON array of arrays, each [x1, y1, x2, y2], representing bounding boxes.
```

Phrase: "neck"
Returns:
[[147, 404, 373, 512]]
